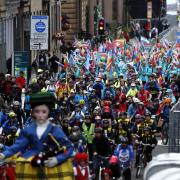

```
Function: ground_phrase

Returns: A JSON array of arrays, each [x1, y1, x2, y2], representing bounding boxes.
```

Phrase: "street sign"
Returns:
[[147, 1, 152, 19], [30, 15, 49, 50]]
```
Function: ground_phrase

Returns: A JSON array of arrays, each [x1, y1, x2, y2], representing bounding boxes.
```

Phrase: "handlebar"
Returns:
[[140, 142, 151, 146], [94, 154, 110, 160]]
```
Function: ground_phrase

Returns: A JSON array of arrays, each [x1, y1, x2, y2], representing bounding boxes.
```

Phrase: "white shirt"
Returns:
[[36, 120, 50, 139]]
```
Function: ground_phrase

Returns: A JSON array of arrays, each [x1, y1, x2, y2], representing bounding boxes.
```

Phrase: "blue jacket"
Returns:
[[24, 95, 31, 111], [2, 119, 19, 135], [73, 94, 88, 105], [127, 104, 137, 118], [114, 144, 134, 168], [144, 81, 160, 92], [0, 112, 7, 126], [3, 122, 74, 164]]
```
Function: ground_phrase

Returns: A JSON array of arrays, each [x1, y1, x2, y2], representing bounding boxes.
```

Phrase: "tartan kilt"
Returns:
[[15, 157, 74, 180]]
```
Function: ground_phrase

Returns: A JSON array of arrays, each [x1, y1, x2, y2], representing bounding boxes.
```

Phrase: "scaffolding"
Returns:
[[168, 99, 180, 152]]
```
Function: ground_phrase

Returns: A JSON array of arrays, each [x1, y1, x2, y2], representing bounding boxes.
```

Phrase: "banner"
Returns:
[[12, 51, 30, 83]]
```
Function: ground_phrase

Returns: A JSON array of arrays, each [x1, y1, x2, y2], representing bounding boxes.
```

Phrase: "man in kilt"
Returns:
[[0, 92, 74, 180]]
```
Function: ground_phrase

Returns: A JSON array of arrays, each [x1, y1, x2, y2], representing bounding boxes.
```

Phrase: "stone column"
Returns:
[[117, 0, 123, 25], [88, 0, 96, 35], [103, 0, 113, 23]]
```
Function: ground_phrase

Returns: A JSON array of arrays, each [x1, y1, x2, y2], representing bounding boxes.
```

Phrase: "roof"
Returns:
[[144, 153, 180, 180]]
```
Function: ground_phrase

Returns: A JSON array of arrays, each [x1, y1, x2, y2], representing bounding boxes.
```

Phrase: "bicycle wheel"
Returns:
[[136, 157, 143, 178], [161, 126, 168, 145], [136, 166, 141, 178]]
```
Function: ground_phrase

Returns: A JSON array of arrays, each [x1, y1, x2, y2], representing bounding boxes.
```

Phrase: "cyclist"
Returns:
[[131, 114, 145, 136], [114, 137, 134, 180], [11, 101, 25, 129], [136, 127, 157, 165], [1, 112, 19, 136], [92, 127, 110, 180], [82, 115, 95, 161], [6, 126, 19, 146], [69, 105, 85, 127], [144, 112, 156, 131], [61, 118, 71, 137]]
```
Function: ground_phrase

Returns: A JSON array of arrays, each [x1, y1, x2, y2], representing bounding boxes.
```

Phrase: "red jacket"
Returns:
[[137, 90, 150, 107], [75, 166, 89, 180], [16, 76, 26, 89], [136, 107, 146, 116]]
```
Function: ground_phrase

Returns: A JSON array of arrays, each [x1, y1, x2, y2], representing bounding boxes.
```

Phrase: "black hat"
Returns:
[[30, 92, 56, 109]]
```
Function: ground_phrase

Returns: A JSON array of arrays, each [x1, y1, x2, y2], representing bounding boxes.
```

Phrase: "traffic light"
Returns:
[[98, 18, 105, 35]]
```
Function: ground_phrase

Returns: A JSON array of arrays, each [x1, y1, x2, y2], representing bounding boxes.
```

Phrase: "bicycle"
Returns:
[[136, 142, 153, 178], [93, 154, 110, 180], [161, 120, 168, 145], [119, 163, 130, 180]]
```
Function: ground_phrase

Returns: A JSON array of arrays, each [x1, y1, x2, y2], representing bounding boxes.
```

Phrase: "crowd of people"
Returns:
[[0, 35, 179, 180]]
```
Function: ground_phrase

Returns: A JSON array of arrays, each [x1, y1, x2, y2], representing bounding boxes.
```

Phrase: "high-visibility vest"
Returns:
[[82, 123, 95, 144]]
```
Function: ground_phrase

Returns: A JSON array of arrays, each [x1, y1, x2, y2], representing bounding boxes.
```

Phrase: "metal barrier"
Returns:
[[168, 99, 180, 152]]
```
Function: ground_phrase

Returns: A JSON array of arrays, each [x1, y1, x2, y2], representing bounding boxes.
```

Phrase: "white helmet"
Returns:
[[13, 101, 20, 106]]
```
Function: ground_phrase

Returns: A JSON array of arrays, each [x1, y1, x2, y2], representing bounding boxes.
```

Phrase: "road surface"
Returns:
[[132, 138, 168, 180]]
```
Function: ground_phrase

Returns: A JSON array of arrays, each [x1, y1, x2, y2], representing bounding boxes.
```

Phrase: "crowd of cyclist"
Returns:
[[0, 40, 180, 179]]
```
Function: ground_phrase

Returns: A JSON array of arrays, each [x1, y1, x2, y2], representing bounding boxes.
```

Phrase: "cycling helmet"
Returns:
[[79, 99, 85, 105], [163, 98, 172, 104], [135, 114, 142, 119], [9, 111, 16, 118], [31, 78, 37, 84], [138, 102, 144, 106], [102, 119, 109, 124], [72, 126, 80, 132], [120, 137, 128, 144], [166, 89, 173, 94], [95, 127, 103, 134], [131, 83, 136, 87], [145, 111, 151, 117], [94, 116, 101, 121], [140, 116, 145, 120], [109, 155, 118, 164], [63, 119, 69, 123], [85, 114, 90, 119], [144, 126, 151, 131], [45, 80, 50, 85], [69, 132, 80, 143], [10, 126, 18, 133], [133, 97, 140, 103], [13, 101, 20, 106]]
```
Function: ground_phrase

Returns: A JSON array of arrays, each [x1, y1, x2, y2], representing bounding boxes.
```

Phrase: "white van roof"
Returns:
[[144, 153, 180, 180]]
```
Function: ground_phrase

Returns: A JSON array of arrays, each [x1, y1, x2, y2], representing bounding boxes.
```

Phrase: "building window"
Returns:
[[113, 0, 118, 21]]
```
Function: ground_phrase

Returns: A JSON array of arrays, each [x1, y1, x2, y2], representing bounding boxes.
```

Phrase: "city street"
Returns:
[[0, 0, 179, 180]]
